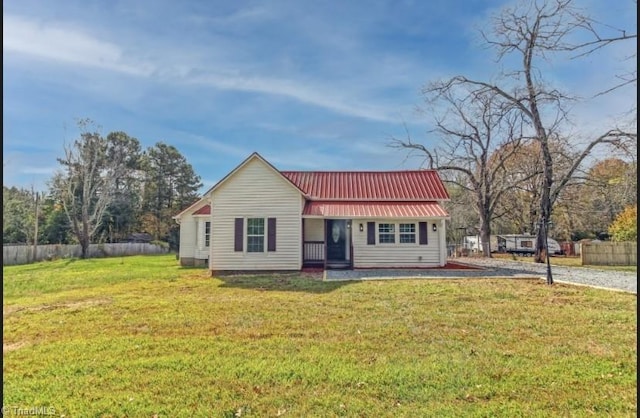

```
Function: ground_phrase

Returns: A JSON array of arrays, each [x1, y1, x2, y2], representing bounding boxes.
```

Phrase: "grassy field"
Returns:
[[3, 255, 637, 417]]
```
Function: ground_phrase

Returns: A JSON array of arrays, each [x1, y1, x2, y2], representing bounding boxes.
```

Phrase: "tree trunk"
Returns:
[[535, 144, 554, 263], [80, 233, 90, 259], [478, 211, 492, 258]]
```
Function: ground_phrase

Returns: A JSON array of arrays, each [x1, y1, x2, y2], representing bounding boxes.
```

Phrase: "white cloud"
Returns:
[[3, 15, 154, 76], [185, 72, 399, 122], [3, 14, 406, 123]]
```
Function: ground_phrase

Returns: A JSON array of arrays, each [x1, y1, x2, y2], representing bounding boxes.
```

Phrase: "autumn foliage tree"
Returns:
[[608, 205, 637, 242]]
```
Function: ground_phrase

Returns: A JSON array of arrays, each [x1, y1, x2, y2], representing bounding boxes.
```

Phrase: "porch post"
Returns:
[[301, 218, 305, 268], [439, 219, 447, 266], [348, 219, 353, 269], [323, 219, 328, 269]]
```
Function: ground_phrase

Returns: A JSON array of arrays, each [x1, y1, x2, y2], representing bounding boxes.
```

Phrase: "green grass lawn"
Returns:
[[3, 255, 637, 417]]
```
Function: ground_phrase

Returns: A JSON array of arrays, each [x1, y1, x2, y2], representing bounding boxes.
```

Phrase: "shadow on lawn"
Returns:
[[215, 272, 354, 293]]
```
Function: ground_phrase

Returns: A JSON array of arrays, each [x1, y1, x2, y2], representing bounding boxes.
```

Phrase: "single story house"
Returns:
[[173, 152, 450, 273]]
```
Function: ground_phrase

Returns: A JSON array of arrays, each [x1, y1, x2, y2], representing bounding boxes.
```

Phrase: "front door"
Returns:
[[326, 220, 347, 261]]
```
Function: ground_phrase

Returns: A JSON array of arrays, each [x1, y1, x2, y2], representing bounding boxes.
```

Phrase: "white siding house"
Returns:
[[352, 218, 447, 268], [209, 156, 304, 271], [175, 199, 211, 267], [174, 152, 451, 273]]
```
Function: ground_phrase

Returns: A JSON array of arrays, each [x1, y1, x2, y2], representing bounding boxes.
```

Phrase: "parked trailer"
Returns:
[[463, 234, 563, 256], [462, 235, 498, 253], [496, 234, 563, 256]]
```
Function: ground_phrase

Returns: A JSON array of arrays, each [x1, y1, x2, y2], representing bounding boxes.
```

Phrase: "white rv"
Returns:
[[463, 235, 498, 253], [463, 234, 562, 256], [496, 234, 562, 256]]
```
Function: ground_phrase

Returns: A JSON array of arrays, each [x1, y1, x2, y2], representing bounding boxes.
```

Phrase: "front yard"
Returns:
[[3, 255, 637, 417]]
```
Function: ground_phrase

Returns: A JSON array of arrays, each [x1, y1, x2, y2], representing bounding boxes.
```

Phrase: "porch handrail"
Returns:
[[303, 241, 324, 261]]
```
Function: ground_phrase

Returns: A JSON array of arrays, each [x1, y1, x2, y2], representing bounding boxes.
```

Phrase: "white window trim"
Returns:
[[246, 217, 266, 253], [378, 223, 396, 244], [399, 223, 417, 244], [377, 222, 419, 245], [204, 221, 211, 248]]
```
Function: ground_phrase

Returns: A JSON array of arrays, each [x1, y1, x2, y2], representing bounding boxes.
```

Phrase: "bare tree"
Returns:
[[50, 119, 124, 258], [492, 137, 577, 238], [481, 0, 636, 261], [392, 85, 538, 257], [395, 0, 636, 265], [571, 2, 638, 98]]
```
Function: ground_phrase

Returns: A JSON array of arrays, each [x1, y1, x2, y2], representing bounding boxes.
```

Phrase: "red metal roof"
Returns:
[[303, 201, 449, 218], [193, 205, 211, 215], [175, 154, 451, 219], [281, 170, 450, 201]]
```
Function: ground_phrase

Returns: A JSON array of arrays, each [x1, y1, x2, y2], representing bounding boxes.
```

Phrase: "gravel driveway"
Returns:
[[325, 258, 637, 294]]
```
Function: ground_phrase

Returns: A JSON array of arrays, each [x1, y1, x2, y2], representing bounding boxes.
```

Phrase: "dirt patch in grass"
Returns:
[[3, 341, 27, 353], [3, 298, 112, 318]]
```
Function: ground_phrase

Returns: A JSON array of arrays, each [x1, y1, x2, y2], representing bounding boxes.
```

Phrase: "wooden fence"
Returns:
[[3, 243, 170, 266], [581, 242, 637, 266]]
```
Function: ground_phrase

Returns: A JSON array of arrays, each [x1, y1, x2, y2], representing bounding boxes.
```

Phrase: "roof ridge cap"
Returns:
[[280, 169, 437, 173]]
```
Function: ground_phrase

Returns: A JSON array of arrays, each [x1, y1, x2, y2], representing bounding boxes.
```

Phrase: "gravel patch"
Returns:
[[325, 258, 637, 294]]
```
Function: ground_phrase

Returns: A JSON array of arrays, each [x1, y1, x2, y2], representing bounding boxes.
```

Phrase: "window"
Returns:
[[204, 222, 211, 247], [378, 223, 395, 243], [247, 218, 265, 252], [234, 217, 276, 252], [521, 240, 533, 248], [399, 223, 416, 243]]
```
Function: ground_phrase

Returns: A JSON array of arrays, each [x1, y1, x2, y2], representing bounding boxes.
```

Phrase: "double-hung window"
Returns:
[[368, 221, 428, 246], [247, 218, 265, 252], [205, 222, 211, 247], [378, 223, 395, 243], [399, 223, 416, 243], [234, 217, 276, 253]]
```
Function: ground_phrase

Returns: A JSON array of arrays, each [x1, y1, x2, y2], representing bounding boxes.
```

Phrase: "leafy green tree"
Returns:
[[97, 132, 143, 242], [608, 205, 637, 242], [2, 186, 36, 244], [141, 142, 202, 248], [40, 197, 72, 244]]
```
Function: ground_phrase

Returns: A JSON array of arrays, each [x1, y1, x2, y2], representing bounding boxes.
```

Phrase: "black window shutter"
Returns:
[[367, 222, 375, 245], [267, 218, 276, 251], [419, 222, 428, 245], [234, 218, 243, 251]]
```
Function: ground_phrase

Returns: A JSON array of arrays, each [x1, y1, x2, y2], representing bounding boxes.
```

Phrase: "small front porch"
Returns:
[[302, 219, 353, 270]]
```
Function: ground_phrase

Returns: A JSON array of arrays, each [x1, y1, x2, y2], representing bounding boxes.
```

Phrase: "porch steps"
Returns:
[[326, 262, 351, 270]]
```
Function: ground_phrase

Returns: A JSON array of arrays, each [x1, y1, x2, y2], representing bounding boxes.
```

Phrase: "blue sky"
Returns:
[[3, 0, 636, 194]]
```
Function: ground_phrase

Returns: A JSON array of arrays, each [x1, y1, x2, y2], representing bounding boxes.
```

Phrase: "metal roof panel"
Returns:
[[303, 201, 449, 218], [281, 170, 450, 201]]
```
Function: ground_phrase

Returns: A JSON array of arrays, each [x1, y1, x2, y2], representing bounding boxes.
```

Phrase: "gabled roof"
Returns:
[[281, 170, 450, 201], [193, 205, 211, 215], [172, 196, 211, 220], [173, 152, 451, 219], [203, 152, 305, 198]]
